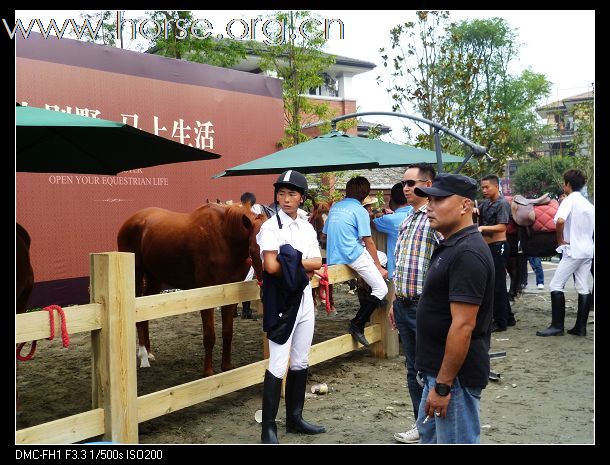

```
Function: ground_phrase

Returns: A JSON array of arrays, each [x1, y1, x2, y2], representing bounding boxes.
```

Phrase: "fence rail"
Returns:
[[16, 252, 397, 444]]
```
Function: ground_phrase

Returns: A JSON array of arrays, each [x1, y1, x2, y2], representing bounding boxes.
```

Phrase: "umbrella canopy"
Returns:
[[214, 130, 464, 178], [16, 106, 220, 175]]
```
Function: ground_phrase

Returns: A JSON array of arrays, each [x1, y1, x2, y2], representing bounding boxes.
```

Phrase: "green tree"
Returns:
[[378, 11, 452, 146], [145, 11, 247, 67], [512, 156, 579, 198], [569, 99, 594, 200], [257, 11, 336, 148], [380, 13, 551, 179], [78, 11, 120, 47]]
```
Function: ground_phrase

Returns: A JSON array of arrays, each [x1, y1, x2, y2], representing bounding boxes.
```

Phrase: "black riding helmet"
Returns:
[[272, 170, 308, 229], [273, 170, 308, 201]]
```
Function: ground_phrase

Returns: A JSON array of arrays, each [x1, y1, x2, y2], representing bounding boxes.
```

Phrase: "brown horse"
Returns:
[[309, 198, 335, 312], [16, 223, 34, 315], [117, 203, 265, 377], [16, 223, 34, 412]]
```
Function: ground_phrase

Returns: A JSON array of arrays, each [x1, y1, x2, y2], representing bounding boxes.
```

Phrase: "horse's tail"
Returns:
[[117, 213, 150, 296]]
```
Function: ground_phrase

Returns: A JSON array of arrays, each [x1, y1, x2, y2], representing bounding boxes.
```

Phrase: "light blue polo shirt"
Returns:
[[323, 197, 371, 264], [373, 205, 413, 277]]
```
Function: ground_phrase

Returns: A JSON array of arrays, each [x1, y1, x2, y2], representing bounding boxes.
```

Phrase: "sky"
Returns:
[[14, 10, 595, 143]]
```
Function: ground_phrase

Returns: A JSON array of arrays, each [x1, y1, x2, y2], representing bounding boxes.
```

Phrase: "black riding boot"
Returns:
[[567, 293, 592, 336], [285, 368, 326, 435], [536, 291, 565, 337], [348, 294, 385, 347], [261, 370, 283, 444], [242, 301, 252, 319]]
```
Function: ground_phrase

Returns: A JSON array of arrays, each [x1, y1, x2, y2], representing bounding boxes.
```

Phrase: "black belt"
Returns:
[[396, 295, 419, 304]]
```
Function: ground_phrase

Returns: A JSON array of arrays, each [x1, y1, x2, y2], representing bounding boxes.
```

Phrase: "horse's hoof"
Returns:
[[203, 369, 215, 378], [147, 352, 156, 361], [221, 363, 234, 372]]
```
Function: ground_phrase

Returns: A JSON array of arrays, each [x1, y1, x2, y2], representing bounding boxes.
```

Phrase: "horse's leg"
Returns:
[[139, 273, 161, 364], [136, 321, 151, 368], [329, 284, 336, 312], [200, 308, 216, 377], [220, 304, 236, 372]]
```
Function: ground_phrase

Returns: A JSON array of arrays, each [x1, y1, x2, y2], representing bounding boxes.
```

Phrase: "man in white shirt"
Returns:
[[536, 169, 594, 337]]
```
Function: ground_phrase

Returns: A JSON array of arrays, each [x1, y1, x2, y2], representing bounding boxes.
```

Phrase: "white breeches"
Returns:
[[349, 250, 388, 300], [549, 255, 592, 294], [268, 286, 315, 378]]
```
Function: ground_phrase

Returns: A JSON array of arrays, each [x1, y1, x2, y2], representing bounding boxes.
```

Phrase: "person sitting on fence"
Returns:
[[322, 176, 388, 348]]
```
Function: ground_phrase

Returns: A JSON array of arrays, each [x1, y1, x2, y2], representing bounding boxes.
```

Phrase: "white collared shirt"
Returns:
[[256, 209, 321, 260], [554, 191, 594, 259]]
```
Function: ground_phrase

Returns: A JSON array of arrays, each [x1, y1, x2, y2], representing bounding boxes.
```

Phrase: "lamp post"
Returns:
[[331, 111, 490, 174]]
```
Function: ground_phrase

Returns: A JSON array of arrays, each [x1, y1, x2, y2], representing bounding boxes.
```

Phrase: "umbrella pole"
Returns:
[[434, 129, 443, 174]]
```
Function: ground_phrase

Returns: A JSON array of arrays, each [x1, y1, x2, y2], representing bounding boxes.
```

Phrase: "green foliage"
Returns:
[[79, 11, 120, 46], [258, 11, 336, 148], [379, 13, 552, 180], [145, 11, 247, 67], [569, 99, 594, 200], [512, 156, 579, 198]]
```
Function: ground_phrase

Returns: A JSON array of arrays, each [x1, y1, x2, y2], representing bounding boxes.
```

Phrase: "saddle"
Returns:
[[510, 194, 558, 233]]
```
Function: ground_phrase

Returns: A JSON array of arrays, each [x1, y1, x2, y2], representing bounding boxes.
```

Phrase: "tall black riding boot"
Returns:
[[241, 301, 252, 319], [285, 368, 326, 435], [536, 291, 565, 337], [261, 370, 283, 444], [567, 293, 592, 336], [348, 294, 385, 347]]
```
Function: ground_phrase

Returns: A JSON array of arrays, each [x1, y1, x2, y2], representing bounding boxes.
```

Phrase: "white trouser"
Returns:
[[268, 285, 315, 378], [549, 255, 592, 294], [349, 250, 388, 300]]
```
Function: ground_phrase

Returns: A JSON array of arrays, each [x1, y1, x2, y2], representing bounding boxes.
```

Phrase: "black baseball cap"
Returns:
[[414, 173, 478, 200]]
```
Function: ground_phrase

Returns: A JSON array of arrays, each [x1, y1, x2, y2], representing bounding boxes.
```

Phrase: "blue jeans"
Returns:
[[393, 298, 422, 420], [528, 257, 544, 286], [415, 374, 482, 444]]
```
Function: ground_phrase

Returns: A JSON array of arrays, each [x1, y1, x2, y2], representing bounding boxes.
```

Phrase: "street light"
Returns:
[[331, 111, 491, 174]]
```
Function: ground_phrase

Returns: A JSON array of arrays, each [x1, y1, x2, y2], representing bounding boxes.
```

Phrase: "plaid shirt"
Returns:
[[393, 203, 442, 299]]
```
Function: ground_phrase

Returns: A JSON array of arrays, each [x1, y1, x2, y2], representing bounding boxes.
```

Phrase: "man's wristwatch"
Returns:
[[434, 383, 451, 397]]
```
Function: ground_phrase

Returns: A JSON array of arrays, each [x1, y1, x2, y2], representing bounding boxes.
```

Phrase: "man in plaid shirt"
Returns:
[[390, 164, 442, 444]]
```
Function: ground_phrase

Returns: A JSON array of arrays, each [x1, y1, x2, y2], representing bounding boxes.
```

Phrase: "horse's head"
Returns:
[[223, 204, 265, 283], [310, 198, 332, 248]]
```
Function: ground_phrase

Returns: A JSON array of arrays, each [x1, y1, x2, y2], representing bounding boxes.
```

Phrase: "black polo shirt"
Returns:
[[415, 224, 494, 388], [479, 197, 511, 226]]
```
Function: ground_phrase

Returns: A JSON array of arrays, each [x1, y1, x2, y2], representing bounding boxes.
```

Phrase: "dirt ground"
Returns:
[[16, 275, 594, 445]]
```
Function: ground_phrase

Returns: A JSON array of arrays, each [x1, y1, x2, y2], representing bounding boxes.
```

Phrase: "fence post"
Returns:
[[370, 280, 399, 358], [90, 252, 138, 444]]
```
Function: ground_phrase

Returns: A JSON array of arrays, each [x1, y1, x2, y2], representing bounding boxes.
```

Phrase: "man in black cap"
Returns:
[[412, 173, 494, 444]]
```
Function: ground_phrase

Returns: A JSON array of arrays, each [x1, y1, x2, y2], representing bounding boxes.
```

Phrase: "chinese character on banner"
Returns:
[[171, 119, 192, 145], [76, 107, 101, 118], [121, 113, 140, 128], [193, 121, 214, 150], [153, 116, 168, 136]]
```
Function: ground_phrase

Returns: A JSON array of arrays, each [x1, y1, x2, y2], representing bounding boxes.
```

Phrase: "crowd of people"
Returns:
[[242, 166, 594, 444]]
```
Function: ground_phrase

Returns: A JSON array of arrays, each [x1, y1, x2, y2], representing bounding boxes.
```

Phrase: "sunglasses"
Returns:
[[401, 179, 428, 187]]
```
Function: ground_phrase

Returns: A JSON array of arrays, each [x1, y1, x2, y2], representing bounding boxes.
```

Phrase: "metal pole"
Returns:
[[331, 111, 488, 158], [434, 128, 443, 174]]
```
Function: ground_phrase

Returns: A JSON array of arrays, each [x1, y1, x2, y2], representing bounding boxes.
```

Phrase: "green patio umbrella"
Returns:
[[213, 130, 463, 178], [16, 105, 220, 175]]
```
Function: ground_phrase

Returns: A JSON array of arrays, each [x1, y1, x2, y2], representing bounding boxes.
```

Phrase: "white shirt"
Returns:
[[554, 191, 594, 259], [257, 209, 321, 261]]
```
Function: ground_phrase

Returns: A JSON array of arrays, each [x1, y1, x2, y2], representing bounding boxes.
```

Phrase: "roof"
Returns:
[[147, 40, 375, 76], [536, 90, 594, 112]]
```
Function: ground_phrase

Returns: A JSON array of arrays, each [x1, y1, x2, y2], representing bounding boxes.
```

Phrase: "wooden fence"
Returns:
[[16, 252, 397, 444]]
